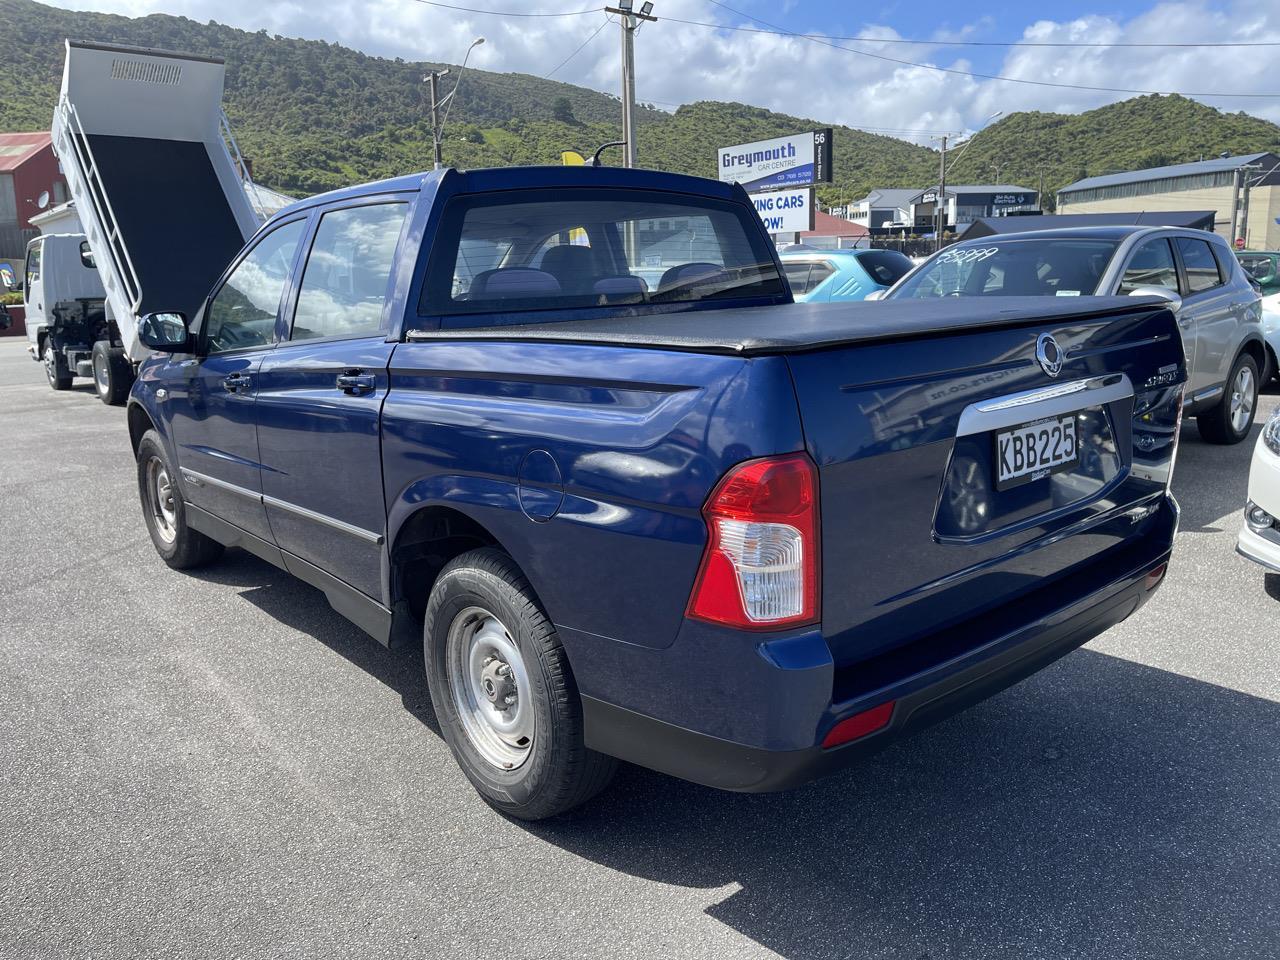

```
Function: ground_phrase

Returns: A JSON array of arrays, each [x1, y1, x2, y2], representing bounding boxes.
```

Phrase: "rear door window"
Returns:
[[783, 261, 834, 295], [290, 202, 409, 341], [1118, 238, 1179, 294], [1175, 237, 1224, 294]]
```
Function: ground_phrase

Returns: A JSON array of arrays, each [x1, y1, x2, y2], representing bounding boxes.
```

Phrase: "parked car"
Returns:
[[1238, 406, 1280, 572], [1238, 251, 1280, 295], [881, 226, 1265, 444], [126, 166, 1185, 819], [1237, 251, 1280, 381], [779, 247, 913, 302]]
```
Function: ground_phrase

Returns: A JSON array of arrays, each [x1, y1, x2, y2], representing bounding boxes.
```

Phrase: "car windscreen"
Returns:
[[889, 238, 1119, 299], [420, 188, 785, 322]]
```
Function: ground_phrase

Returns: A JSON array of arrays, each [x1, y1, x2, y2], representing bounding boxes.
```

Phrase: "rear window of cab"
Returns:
[[419, 188, 785, 324]]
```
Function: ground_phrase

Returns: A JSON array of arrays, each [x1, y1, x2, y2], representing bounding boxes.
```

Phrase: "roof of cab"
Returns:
[[952, 224, 1199, 244], [269, 165, 747, 222]]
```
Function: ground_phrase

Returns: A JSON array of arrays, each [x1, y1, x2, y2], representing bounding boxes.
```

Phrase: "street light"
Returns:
[[439, 37, 485, 142]]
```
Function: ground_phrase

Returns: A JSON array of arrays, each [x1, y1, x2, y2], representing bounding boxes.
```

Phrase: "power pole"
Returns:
[[425, 68, 450, 170], [605, 2, 656, 168], [1038, 169, 1045, 213], [1234, 162, 1264, 249], [931, 134, 948, 252], [1230, 166, 1243, 246]]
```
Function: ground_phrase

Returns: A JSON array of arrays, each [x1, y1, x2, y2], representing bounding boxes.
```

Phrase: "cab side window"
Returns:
[[1175, 237, 1225, 294], [25, 242, 41, 289], [290, 203, 408, 342], [206, 219, 306, 354], [1118, 238, 1178, 295]]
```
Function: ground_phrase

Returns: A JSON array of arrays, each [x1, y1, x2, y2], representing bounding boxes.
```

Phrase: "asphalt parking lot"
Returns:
[[1, 336, 1277, 960]]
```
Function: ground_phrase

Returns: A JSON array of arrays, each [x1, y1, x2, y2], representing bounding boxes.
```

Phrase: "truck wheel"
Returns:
[[42, 340, 72, 391], [1197, 353, 1259, 445], [136, 430, 224, 569], [92, 341, 133, 406], [423, 547, 617, 820]]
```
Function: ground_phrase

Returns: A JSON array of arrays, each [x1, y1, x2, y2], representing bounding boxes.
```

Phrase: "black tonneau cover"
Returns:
[[407, 296, 1168, 356]]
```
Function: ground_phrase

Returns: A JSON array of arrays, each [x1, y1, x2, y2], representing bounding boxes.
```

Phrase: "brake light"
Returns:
[[687, 453, 819, 629]]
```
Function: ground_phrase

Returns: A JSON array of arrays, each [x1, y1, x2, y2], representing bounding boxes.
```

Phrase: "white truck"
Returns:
[[27, 40, 267, 403]]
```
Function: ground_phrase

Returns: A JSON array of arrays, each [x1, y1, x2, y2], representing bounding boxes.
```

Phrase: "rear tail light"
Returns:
[[687, 453, 819, 629], [822, 701, 895, 749]]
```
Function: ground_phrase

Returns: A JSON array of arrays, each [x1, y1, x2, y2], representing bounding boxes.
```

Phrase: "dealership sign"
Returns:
[[752, 187, 815, 234], [718, 130, 833, 191]]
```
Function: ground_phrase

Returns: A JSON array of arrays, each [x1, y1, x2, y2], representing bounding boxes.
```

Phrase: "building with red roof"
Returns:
[[0, 132, 68, 257]]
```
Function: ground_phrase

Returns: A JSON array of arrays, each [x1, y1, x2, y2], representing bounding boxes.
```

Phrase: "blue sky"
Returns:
[[44, 0, 1280, 139]]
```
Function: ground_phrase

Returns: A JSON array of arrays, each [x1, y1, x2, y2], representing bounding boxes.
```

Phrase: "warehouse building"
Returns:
[[1057, 153, 1280, 250], [845, 188, 916, 230], [908, 184, 1039, 232], [0, 132, 69, 258]]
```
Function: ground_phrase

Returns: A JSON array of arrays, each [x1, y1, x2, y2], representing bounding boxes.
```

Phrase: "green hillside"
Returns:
[[4, 0, 1280, 207]]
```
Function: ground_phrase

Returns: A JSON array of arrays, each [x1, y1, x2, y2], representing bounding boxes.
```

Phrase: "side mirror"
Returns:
[[0, 305, 11, 331], [1127, 286, 1182, 315], [137, 311, 192, 352], [863, 289, 886, 302]]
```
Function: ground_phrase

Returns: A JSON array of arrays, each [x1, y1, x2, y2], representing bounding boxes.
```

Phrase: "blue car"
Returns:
[[779, 247, 914, 302], [126, 165, 1185, 819]]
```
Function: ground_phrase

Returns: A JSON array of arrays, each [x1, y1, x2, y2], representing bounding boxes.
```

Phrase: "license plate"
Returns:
[[994, 414, 1079, 490]]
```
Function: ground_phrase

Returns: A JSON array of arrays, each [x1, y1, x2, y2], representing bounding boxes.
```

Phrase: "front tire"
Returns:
[[423, 548, 617, 820], [1197, 353, 1259, 445], [92, 340, 134, 406], [135, 430, 224, 569], [42, 340, 72, 391]]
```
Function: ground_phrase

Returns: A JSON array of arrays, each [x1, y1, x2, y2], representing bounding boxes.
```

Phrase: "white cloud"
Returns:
[[40, 0, 1280, 140]]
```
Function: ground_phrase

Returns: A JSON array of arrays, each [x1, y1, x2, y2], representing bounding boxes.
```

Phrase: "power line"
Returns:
[[682, 0, 1280, 98], [545, 16, 610, 78], [408, 0, 601, 17], [690, 6, 1280, 48]]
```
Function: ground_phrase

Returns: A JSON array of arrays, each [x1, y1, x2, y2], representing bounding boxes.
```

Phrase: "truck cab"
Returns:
[[23, 233, 109, 385]]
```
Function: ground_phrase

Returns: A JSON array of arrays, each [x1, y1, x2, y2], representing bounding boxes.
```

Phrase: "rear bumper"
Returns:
[[583, 494, 1176, 792]]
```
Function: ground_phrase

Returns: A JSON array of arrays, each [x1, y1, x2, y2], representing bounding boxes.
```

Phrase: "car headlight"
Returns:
[[1263, 406, 1280, 455]]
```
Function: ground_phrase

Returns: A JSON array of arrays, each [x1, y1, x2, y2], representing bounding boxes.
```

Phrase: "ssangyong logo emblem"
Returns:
[[1036, 333, 1064, 378]]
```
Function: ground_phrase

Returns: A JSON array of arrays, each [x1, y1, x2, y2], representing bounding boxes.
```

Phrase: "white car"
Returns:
[[1261, 290, 1280, 380], [1238, 405, 1280, 572]]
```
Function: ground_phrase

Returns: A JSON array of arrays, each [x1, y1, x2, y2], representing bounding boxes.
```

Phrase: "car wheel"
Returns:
[[1197, 353, 1260, 445], [136, 430, 224, 569], [91, 341, 134, 406], [42, 340, 72, 391], [423, 547, 617, 820]]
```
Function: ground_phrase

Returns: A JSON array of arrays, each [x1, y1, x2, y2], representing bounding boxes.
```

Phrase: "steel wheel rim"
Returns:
[[147, 457, 178, 544], [43, 343, 57, 384], [445, 605, 534, 770], [93, 351, 109, 394], [1231, 365, 1256, 433]]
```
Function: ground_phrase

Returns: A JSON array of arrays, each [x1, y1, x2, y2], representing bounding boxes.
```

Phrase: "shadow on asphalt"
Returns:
[[184, 414, 1277, 958], [187, 553, 440, 736]]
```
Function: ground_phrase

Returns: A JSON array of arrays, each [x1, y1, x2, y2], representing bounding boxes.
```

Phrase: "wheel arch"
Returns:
[[1238, 334, 1266, 377], [388, 503, 514, 624], [126, 401, 157, 454]]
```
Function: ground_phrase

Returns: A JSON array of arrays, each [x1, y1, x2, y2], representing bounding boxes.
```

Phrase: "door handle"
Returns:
[[221, 373, 251, 394], [336, 371, 376, 396]]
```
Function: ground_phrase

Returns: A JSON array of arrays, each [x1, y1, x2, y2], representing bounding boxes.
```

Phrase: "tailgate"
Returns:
[[786, 300, 1185, 669]]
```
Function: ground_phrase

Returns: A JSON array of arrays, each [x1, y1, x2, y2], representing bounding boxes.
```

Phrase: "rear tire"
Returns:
[[423, 547, 617, 820], [92, 340, 133, 406], [42, 339, 72, 391], [136, 430, 224, 569], [1197, 353, 1259, 445]]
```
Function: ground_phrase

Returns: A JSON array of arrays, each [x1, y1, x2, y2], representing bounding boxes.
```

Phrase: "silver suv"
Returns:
[[882, 225, 1265, 443]]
